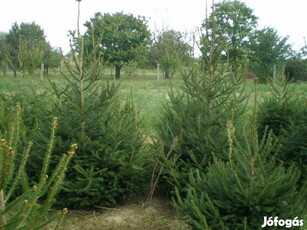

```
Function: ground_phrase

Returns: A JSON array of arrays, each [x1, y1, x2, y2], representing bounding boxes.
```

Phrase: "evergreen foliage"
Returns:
[[257, 77, 307, 182], [156, 3, 248, 192], [174, 117, 307, 229], [0, 104, 76, 229], [28, 34, 147, 209], [257, 78, 299, 136], [156, 65, 247, 190]]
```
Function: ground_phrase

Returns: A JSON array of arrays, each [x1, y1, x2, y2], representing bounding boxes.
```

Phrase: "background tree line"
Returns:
[[0, 22, 61, 78], [1, 0, 307, 81]]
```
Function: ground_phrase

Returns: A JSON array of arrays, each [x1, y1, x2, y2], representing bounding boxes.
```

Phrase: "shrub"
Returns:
[[174, 119, 307, 229], [0, 104, 76, 229]]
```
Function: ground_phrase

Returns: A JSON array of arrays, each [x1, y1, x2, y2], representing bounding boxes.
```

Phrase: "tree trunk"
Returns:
[[165, 69, 170, 79], [45, 63, 49, 75], [13, 69, 17, 78], [115, 65, 121, 80]]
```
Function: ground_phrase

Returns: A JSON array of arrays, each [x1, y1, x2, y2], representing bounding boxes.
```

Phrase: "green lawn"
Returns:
[[1, 70, 306, 138]]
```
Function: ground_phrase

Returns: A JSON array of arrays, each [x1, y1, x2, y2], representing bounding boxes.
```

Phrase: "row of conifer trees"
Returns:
[[0, 28, 306, 229]]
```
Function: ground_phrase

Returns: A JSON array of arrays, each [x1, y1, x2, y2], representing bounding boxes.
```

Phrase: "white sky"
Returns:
[[0, 0, 306, 53]]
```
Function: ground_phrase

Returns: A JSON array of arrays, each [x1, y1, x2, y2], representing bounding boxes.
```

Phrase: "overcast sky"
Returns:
[[1, 0, 306, 53]]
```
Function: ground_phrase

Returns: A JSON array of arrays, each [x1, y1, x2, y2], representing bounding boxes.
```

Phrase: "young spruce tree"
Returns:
[[174, 84, 307, 229], [156, 2, 247, 192], [28, 32, 146, 209], [257, 77, 307, 183], [0, 103, 76, 229]]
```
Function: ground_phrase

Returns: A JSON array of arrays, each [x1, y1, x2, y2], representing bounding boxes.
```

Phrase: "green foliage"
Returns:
[[5, 22, 47, 77], [84, 12, 151, 79], [28, 35, 147, 209], [249, 27, 292, 82], [257, 77, 307, 182], [122, 61, 139, 78], [156, 9, 248, 193], [43, 43, 62, 74], [257, 78, 298, 136], [0, 32, 8, 77], [149, 30, 192, 79], [285, 58, 307, 82], [0, 104, 76, 229], [156, 52, 247, 193], [204, 0, 258, 73], [0, 85, 53, 135], [174, 118, 307, 229]]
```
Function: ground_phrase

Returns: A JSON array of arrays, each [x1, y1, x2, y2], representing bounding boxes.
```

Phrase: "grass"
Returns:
[[119, 77, 179, 136], [1, 69, 307, 229]]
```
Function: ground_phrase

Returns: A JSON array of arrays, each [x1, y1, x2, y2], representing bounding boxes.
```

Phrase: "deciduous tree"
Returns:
[[43, 42, 62, 74], [84, 12, 151, 79], [249, 27, 292, 81], [5, 22, 47, 77], [149, 30, 192, 79], [204, 0, 258, 74]]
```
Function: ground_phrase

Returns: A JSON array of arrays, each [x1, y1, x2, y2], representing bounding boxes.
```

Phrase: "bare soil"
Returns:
[[60, 195, 190, 230]]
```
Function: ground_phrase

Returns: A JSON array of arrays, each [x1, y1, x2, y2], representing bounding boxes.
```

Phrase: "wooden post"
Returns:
[[273, 64, 276, 80], [40, 63, 44, 80], [60, 59, 64, 73]]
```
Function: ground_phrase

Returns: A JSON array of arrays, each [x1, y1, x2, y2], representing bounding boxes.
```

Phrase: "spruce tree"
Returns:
[[257, 77, 307, 183], [0, 104, 76, 229], [28, 32, 146, 209], [174, 90, 307, 229], [156, 2, 248, 191]]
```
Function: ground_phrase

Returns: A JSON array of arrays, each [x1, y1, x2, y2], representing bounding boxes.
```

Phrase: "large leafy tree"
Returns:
[[249, 27, 292, 81], [84, 12, 151, 79], [204, 0, 257, 73], [5, 22, 47, 77], [149, 30, 192, 79]]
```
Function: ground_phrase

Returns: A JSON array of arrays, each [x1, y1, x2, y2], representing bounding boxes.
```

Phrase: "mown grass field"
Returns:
[[1, 69, 306, 138], [0, 69, 306, 229]]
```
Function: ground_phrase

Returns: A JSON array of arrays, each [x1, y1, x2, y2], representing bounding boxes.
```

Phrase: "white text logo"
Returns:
[[261, 216, 303, 228]]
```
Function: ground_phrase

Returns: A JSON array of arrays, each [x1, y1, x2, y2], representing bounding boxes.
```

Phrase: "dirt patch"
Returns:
[[60, 196, 190, 230]]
